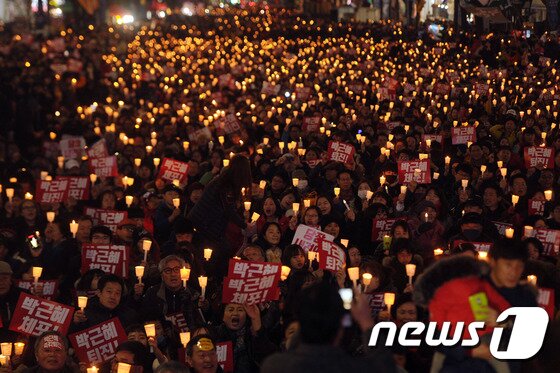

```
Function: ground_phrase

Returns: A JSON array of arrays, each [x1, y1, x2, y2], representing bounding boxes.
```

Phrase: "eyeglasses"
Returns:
[[162, 266, 181, 274]]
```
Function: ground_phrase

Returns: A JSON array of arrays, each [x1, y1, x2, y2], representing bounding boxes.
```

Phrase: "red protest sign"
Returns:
[[524, 147, 554, 169], [453, 240, 493, 253], [295, 86, 312, 101], [35, 179, 70, 203], [327, 141, 355, 164], [534, 228, 560, 255], [528, 199, 546, 215], [84, 208, 127, 232], [9, 293, 73, 336], [398, 160, 431, 184], [219, 114, 241, 135], [371, 218, 398, 241], [492, 221, 513, 236], [318, 239, 346, 273], [422, 134, 443, 147], [222, 259, 281, 305], [291, 224, 334, 253], [68, 318, 127, 364], [537, 288, 555, 319], [451, 126, 477, 145], [86, 139, 109, 159], [59, 136, 86, 159], [81, 244, 130, 278], [165, 312, 188, 332], [89, 156, 118, 177], [302, 117, 321, 132], [56, 176, 90, 200], [377, 87, 396, 101], [15, 280, 59, 301], [216, 342, 234, 373], [157, 158, 189, 186], [261, 81, 280, 96]]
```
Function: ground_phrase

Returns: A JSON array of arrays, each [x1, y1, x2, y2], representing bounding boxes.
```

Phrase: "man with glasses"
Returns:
[[140, 255, 202, 329]]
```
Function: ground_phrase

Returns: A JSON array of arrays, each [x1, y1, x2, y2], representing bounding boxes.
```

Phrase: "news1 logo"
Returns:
[[369, 307, 549, 359]]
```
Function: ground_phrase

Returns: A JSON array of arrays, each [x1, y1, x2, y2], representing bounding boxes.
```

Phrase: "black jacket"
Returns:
[[73, 295, 140, 331], [140, 283, 201, 328]]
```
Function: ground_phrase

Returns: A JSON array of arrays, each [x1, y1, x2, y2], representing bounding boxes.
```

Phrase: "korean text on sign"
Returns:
[[524, 147, 554, 169], [15, 280, 58, 301], [222, 259, 281, 305], [451, 127, 477, 145], [56, 176, 90, 200], [35, 179, 69, 203], [68, 318, 127, 364], [398, 160, 431, 184], [9, 293, 73, 336], [81, 244, 130, 278], [327, 141, 355, 164], [89, 156, 118, 177], [291, 224, 335, 253], [534, 228, 560, 255], [83, 208, 127, 233], [157, 158, 189, 185], [371, 218, 398, 241], [318, 239, 346, 272]]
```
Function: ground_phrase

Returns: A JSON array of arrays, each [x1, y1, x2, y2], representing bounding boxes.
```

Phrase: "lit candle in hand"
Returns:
[[142, 240, 152, 262], [198, 276, 208, 299], [180, 267, 190, 288]]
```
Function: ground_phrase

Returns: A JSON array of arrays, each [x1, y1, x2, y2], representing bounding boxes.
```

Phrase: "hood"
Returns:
[[413, 255, 489, 308]]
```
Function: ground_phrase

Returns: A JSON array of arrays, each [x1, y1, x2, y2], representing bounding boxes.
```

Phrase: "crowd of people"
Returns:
[[1, 7, 560, 373]]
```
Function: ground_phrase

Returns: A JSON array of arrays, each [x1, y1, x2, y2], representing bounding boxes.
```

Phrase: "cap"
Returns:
[[65, 159, 80, 170], [0, 261, 13, 275]]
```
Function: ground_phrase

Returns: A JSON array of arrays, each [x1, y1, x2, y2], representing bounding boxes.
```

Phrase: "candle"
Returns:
[[117, 363, 131, 373], [70, 220, 79, 237], [425, 139, 431, 148], [527, 275, 537, 286], [308, 251, 316, 266], [292, 203, 300, 215], [173, 198, 180, 208], [259, 180, 266, 190], [384, 292, 395, 313], [251, 212, 260, 222], [505, 227, 514, 238], [244, 201, 251, 211], [545, 190, 553, 201], [180, 332, 191, 348], [524, 225, 534, 237], [24, 192, 33, 200], [5, 188, 14, 202], [340, 239, 349, 248], [144, 323, 156, 338], [281, 266, 291, 281], [90, 174, 97, 184], [223, 159, 229, 167], [1, 343, 12, 357], [405, 264, 416, 285], [445, 156, 451, 165], [46, 211, 55, 223], [497, 160, 503, 168], [478, 251, 488, 261], [57, 156, 65, 169], [153, 158, 160, 167], [13, 343, 25, 356], [78, 296, 88, 311], [204, 248, 213, 261], [500, 168, 507, 178], [511, 194, 519, 206], [366, 190, 374, 200], [433, 172, 440, 180], [461, 179, 468, 190], [135, 266, 145, 284], [362, 273, 372, 286], [125, 195, 133, 208], [32, 266, 43, 284], [199, 276, 208, 299], [86, 367, 98, 373], [292, 178, 299, 187], [480, 165, 487, 173], [434, 248, 444, 256], [143, 240, 152, 261], [180, 266, 191, 288], [134, 158, 141, 167], [424, 212, 429, 222], [348, 267, 360, 289], [379, 175, 386, 185], [304, 199, 311, 208], [218, 136, 225, 145], [0, 356, 8, 367], [172, 180, 180, 187], [333, 187, 340, 197]]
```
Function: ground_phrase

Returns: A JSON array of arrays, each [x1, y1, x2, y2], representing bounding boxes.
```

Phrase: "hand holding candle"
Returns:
[[135, 266, 145, 284], [199, 276, 208, 299], [78, 296, 88, 311], [142, 240, 152, 262], [348, 267, 360, 290], [32, 266, 42, 285], [180, 266, 191, 288], [180, 332, 191, 348], [405, 264, 416, 285], [384, 292, 395, 313], [204, 248, 213, 261], [70, 220, 79, 238], [281, 266, 291, 281]]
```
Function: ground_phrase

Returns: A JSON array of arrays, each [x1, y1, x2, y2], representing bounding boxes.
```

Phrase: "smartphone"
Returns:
[[525, 30, 531, 38], [339, 288, 353, 310]]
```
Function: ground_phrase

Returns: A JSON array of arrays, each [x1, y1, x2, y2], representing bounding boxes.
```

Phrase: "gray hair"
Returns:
[[158, 255, 186, 273]]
